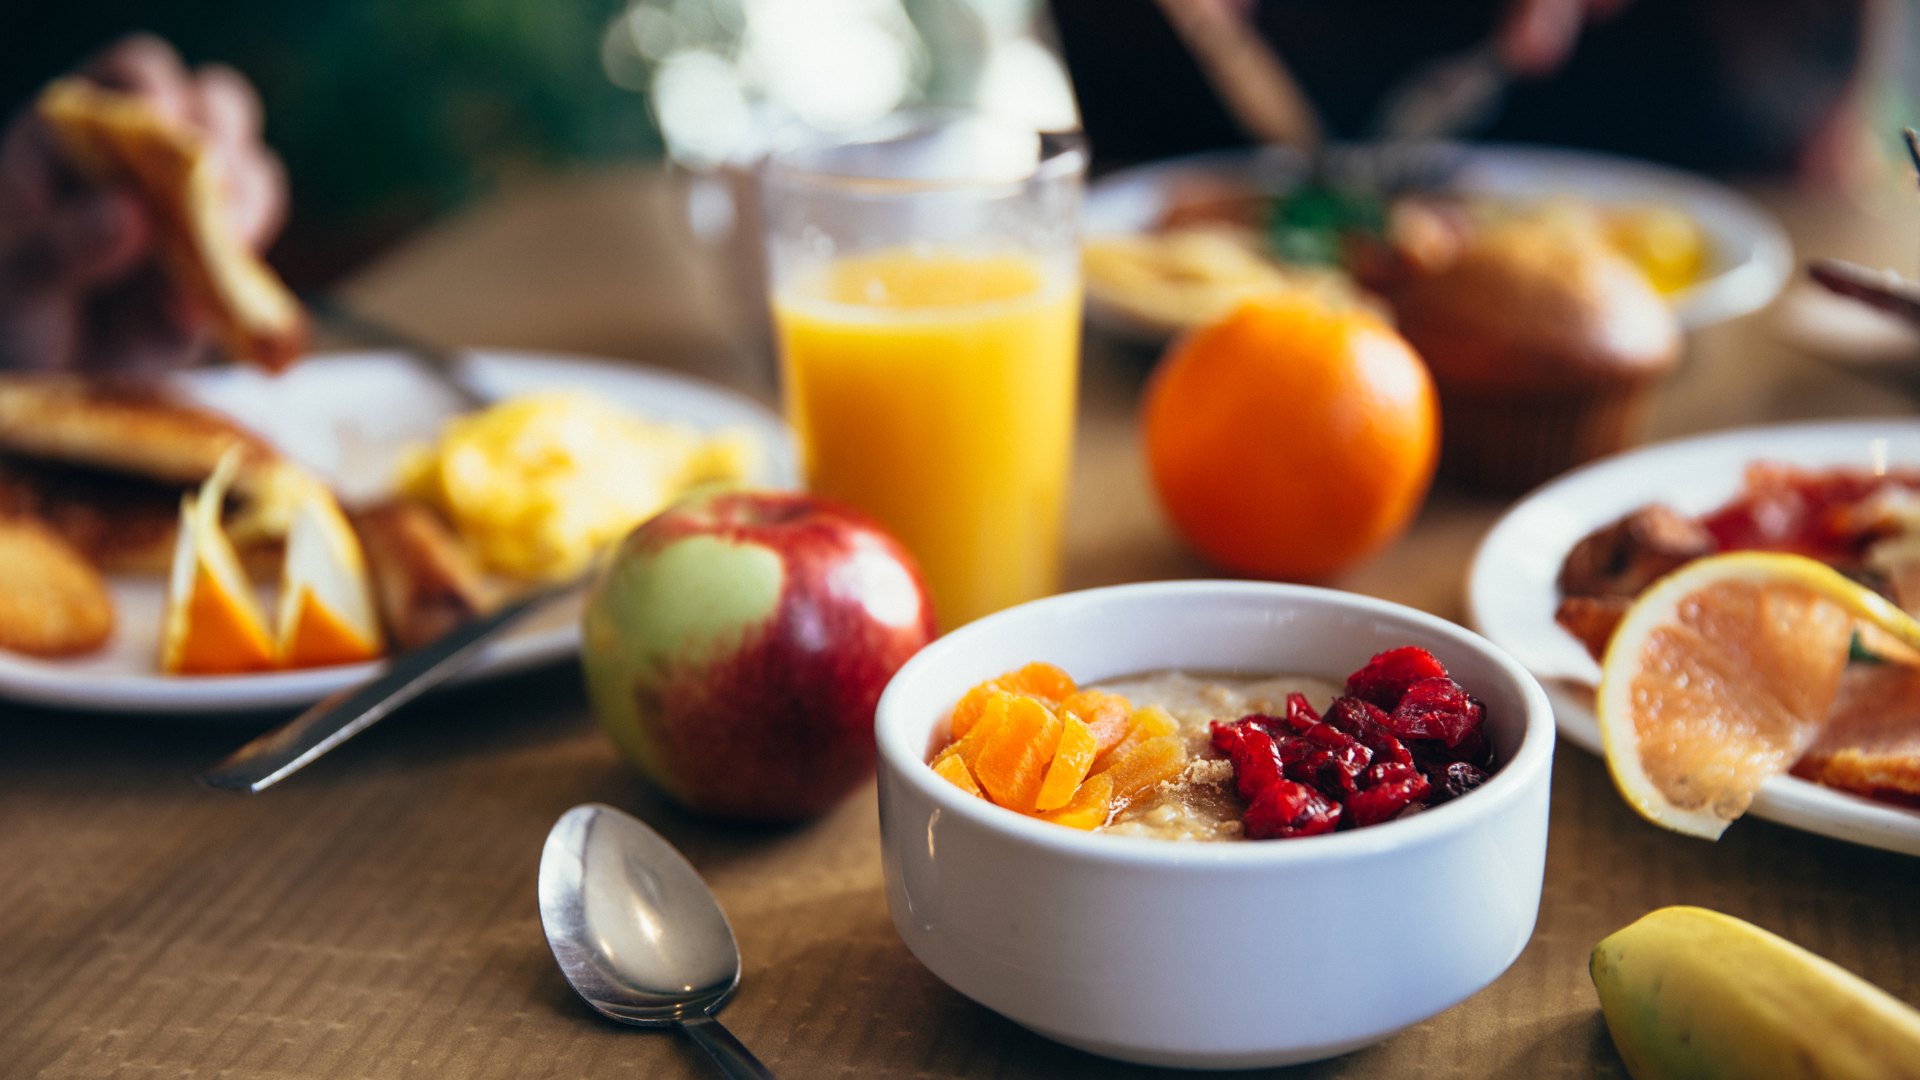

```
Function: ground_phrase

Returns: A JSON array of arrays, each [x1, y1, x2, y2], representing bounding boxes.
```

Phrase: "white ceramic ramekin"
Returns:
[[874, 581, 1555, 1069]]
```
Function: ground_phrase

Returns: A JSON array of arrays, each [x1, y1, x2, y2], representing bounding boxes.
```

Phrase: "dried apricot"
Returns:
[[1060, 689, 1133, 754], [1035, 716, 1099, 811], [974, 695, 1064, 813], [932, 752, 986, 798], [1040, 772, 1114, 830], [1102, 734, 1188, 806]]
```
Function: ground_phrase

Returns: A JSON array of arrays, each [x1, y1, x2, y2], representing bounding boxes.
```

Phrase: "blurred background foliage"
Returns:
[[6, 0, 1898, 289], [4, 0, 663, 286]]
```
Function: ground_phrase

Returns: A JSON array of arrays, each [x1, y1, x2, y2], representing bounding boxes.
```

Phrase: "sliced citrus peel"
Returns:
[[276, 478, 383, 667], [1595, 551, 1920, 839], [161, 450, 275, 674], [162, 450, 385, 674]]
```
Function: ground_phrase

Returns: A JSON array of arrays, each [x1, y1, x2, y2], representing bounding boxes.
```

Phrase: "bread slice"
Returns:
[[0, 514, 113, 656], [37, 77, 306, 371]]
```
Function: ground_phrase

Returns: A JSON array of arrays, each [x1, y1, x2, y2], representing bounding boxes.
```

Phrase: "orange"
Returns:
[[1596, 552, 1920, 838], [1142, 293, 1439, 580]]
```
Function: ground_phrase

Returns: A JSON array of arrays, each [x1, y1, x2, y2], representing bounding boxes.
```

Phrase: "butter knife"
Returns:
[[195, 583, 577, 794]]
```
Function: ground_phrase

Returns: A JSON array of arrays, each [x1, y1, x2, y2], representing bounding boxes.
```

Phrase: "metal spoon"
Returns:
[[537, 803, 777, 1079]]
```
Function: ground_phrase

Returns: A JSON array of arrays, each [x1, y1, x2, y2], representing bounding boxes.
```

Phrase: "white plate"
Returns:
[[1084, 142, 1794, 340], [1467, 419, 1920, 855], [0, 349, 800, 715]]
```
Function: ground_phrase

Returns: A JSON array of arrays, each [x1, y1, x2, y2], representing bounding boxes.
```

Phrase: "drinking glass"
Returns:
[[763, 113, 1086, 629]]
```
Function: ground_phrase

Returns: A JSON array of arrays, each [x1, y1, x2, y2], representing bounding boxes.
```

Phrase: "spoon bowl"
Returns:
[[539, 803, 776, 1078]]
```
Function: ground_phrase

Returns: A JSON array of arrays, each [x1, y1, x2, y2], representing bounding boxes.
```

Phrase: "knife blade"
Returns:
[[195, 584, 576, 794], [304, 294, 490, 410], [1371, 41, 1508, 143], [1808, 258, 1920, 326]]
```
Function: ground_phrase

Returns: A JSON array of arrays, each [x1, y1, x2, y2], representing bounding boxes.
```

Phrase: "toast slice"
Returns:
[[37, 77, 306, 371]]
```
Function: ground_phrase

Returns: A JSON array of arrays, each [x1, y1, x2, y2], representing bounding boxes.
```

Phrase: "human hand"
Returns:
[[1497, 0, 1633, 78], [0, 34, 287, 372]]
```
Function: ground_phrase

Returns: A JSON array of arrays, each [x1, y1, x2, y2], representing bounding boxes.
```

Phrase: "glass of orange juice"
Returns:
[[763, 114, 1086, 629]]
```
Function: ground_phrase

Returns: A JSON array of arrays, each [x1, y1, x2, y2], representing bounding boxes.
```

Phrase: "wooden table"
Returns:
[[5, 167, 1919, 1078]]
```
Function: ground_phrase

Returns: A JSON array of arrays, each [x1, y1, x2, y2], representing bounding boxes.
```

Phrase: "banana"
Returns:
[[1590, 906, 1920, 1080]]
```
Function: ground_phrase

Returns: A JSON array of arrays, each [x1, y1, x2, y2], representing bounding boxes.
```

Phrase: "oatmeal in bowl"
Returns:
[[925, 648, 1500, 843], [874, 580, 1554, 1069]]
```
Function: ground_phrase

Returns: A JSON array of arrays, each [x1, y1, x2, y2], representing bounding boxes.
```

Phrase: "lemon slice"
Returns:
[[1596, 551, 1920, 838]]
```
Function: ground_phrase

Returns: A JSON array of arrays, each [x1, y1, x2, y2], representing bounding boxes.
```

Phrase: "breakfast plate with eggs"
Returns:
[[0, 349, 799, 714]]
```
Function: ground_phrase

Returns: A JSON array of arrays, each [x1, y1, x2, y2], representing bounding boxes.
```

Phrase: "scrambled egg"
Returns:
[[397, 391, 758, 581]]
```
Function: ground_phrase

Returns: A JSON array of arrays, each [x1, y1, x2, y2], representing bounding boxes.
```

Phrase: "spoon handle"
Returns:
[[680, 1015, 778, 1080]]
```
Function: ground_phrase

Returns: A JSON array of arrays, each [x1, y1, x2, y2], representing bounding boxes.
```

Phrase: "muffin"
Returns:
[[1361, 208, 1681, 493]]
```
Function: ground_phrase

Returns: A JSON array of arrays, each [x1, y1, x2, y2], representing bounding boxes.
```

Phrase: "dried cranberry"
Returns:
[[1303, 722, 1353, 752], [1409, 727, 1493, 771], [1359, 726, 1414, 767], [1278, 737, 1316, 769], [1323, 696, 1392, 740], [1226, 726, 1285, 803], [1242, 713, 1284, 737], [1284, 692, 1322, 729], [1209, 720, 1245, 755], [1309, 725, 1371, 790], [1244, 779, 1341, 839], [1362, 761, 1424, 789], [1387, 677, 1484, 748], [1450, 727, 1493, 768], [1276, 724, 1371, 801], [1213, 715, 1286, 753], [1344, 772, 1432, 828], [1282, 743, 1331, 789], [1431, 762, 1491, 803], [1344, 647, 1450, 711]]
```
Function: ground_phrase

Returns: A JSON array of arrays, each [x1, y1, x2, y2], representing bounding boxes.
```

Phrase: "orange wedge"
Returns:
[[275, 482, 382, 668], [1596, 552, 1920, 838], [160, 452, 274, 674]]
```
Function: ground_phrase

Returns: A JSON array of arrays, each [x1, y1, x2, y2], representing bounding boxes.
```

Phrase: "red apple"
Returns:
[[581, 489, 937, 821]]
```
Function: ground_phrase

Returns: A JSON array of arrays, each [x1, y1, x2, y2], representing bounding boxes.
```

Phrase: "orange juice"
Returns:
[[774, 248, 1080, 628]]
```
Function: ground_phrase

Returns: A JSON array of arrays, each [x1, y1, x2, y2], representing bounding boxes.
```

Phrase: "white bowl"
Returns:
[[875, 581, 1555, 1069]]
